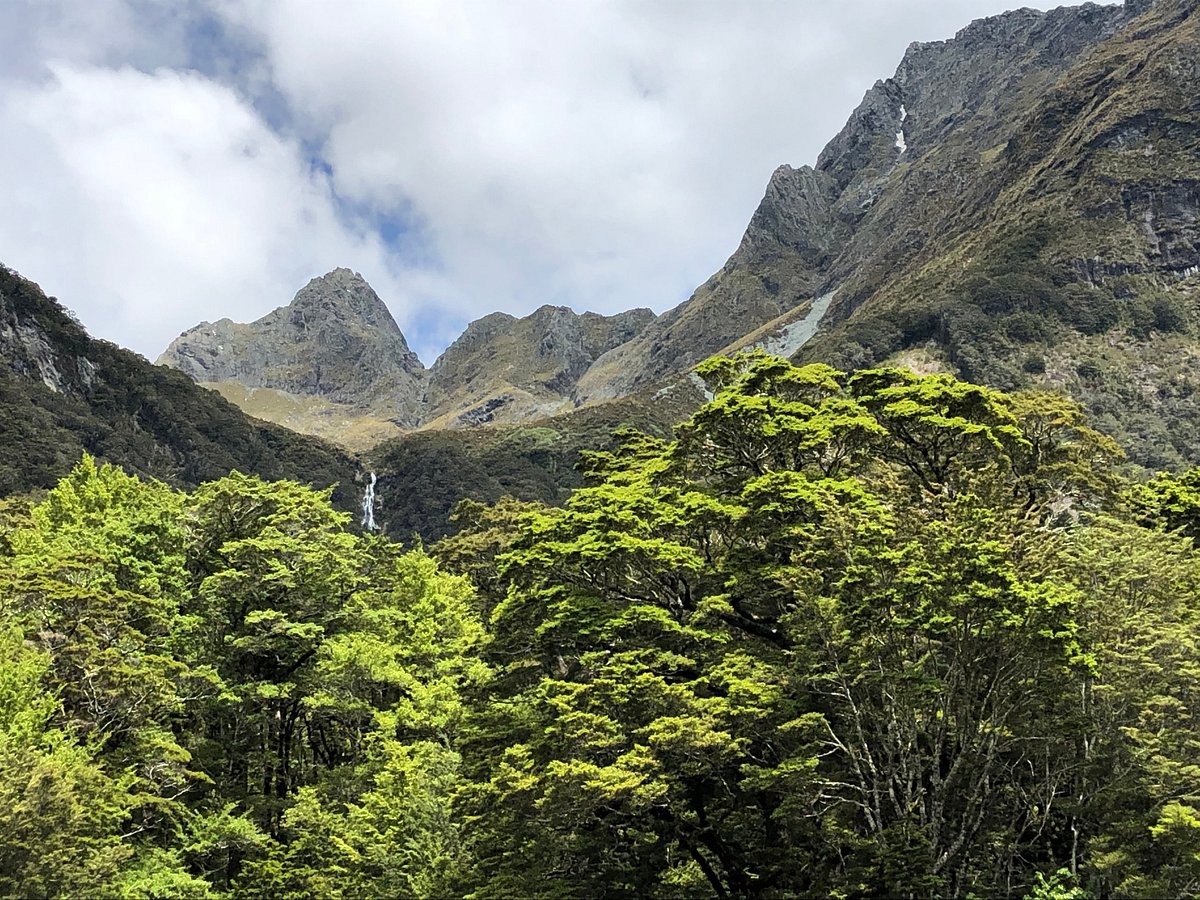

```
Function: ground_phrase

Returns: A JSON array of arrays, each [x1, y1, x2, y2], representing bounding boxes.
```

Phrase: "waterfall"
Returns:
[[361, 471, 378, 531]]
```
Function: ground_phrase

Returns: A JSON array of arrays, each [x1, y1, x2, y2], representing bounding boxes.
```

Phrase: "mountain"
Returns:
[[795, 0, 1200, 468], [158, 268, 426, 448], [578, 0, 1200, 470], [155, 0, 1199, 479], [0, 257, 682, 538], [0, 264, 363, 510], [161, 277, 658, 442], [423, 305, 656, 428], [8, 0, 1198, 549], [577, 1, 1138, 400]]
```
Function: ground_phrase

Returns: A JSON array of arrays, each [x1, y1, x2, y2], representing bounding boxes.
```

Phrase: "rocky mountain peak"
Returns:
[[423, 303, 657, 427], [815, 78, 905, 194], [157, 269, 426, 430], [288, 268, 405, 337], [833, 3, 1126, 160]]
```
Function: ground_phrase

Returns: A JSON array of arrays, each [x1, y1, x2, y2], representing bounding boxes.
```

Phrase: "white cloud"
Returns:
[[0, 63, 439, 358], [0, 0, 1070, 363]]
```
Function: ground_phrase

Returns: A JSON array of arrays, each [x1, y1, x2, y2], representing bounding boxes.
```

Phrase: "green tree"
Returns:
[[182, 473, 365, 838], [1, 455, 201, 837], [0, 627, 135, 898], [454, 353, 1114, 897], [1062, 518, 1200, 897]]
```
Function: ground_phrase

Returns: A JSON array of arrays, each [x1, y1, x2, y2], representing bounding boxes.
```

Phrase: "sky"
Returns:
[[0, 0, 1071, 365]]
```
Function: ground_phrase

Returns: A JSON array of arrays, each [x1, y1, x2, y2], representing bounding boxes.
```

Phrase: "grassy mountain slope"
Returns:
[[422, 305, 657, 429]]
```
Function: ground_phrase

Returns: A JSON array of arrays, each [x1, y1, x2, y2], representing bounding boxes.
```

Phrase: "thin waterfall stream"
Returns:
[[361, 471, 378, 531]]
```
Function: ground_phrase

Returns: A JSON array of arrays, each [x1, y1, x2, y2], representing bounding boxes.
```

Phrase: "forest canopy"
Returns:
[[3, 352, 1200, 898]]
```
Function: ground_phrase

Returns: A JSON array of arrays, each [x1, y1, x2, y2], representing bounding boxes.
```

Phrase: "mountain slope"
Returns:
[[576, 1, 1137, 404], [798, 0, 1200, 467], [0, 265, 363, 510], [366, 379, 699, 541], [423, 305, 656, 427], [162, 280, 659, 440]]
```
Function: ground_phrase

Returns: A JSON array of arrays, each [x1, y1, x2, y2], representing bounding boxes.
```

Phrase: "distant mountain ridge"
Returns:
[[158, 270, 658, 446], [576, 0, 1145, 401], [424, 304, 656, 428]]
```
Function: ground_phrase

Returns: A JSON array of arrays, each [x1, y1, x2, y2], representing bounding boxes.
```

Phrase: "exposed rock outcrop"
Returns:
[[575, 0, 1138, 403]]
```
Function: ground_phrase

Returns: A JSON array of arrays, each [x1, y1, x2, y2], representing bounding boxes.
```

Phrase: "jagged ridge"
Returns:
[[160, 272, 659, 444]]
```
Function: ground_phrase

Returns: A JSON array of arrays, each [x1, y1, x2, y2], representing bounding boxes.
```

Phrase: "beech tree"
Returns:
[[0, 628, 135, 898], [2, 356, 1199, 898], [451, 354, 1119, 897]]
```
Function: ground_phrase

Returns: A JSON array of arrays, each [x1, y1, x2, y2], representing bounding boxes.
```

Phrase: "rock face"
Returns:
[[425, 305, 656, 427], [159, 268, 428, 431], [574, 0, 1139, 403], [806, 1, 1134, 318], [0, 304, 94, 395]]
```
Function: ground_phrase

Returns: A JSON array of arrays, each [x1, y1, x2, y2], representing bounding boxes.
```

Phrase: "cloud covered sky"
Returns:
[[0, 0, 1069, 364]]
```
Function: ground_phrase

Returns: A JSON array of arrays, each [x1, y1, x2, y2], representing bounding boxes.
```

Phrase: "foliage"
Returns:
[[1, 353, 1199, 898], [0, 628, 135, 899], [0, 456, 484, 898]]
